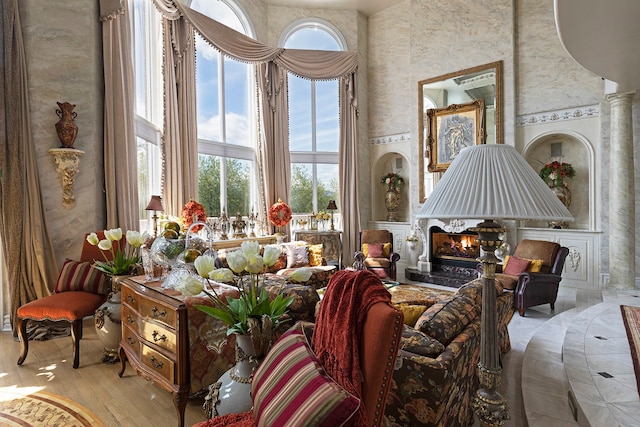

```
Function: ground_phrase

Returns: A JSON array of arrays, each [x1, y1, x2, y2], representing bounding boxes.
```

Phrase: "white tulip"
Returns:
[[226, 250, 247, 274], [245, 253, 264, 274], [209, 268, 235, 283], [286, 267, 313, 283], [86, 233, 99, 246], [194, 255, 217, 278], [176, 275, 204, 296], [98, 239, 113, 251], [126, 230, 144, 248], [241, 240, 260, 256], [263, 246, 281, 267]]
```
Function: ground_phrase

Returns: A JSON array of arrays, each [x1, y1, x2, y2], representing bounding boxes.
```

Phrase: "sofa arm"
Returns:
[[389, 251, 400, 263], [515, 272, 562, 292]]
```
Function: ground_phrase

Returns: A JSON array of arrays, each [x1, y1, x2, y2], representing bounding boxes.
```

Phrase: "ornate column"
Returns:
[[607, 92, 635, 289], [49, 148, 84, 209]]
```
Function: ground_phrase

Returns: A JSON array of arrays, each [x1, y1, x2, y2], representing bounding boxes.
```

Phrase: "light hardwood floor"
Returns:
[[1, 318, 207, 427]]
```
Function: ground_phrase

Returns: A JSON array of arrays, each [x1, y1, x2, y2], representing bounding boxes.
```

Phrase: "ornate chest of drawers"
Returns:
[[118, 277, 190, 427]]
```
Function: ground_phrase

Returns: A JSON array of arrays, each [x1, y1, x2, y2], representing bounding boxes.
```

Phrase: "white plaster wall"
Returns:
[[21, 0, 104, 267]]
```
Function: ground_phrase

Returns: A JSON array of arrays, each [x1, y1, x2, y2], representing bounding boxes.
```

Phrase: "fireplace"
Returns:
[[405, 218, 484, 287]]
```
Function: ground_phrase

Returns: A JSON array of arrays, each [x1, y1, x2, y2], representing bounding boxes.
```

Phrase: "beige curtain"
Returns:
[[1, 0, 58, 333], [100, 0, 139, 230], [257, 62, 291, 233], [339, 74, 361, 266]]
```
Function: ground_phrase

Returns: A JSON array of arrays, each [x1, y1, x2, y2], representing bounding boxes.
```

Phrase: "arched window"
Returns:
[[280, 19, 345, 219], [190, 0, 257, 219]]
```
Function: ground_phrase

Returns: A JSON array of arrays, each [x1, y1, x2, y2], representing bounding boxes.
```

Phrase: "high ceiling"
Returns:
[[261, 0, 404, 16]]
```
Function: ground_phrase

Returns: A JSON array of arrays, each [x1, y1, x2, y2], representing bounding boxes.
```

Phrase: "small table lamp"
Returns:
[[326, 200, 338, 231], [145, 195, 164, 237], [417, 144, 573, 426]]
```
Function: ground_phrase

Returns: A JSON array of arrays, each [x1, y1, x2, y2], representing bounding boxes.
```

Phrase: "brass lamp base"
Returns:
[[470, 219, 509, 426]]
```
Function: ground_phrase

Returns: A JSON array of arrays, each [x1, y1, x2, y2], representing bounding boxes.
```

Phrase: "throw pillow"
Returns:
[[252, 326, 360, 427], [503, 256, 531, 275], [308, 244, 324, 267], [286, 245, 310, 268], [366, 243, 385, 258], [395, 303, 428, 327], [54, 259, 108, 296], [414, 293, 479, 345], [504, 255, 544, 273], [401, 325, 445, 357], [361, 242, 392, 258]]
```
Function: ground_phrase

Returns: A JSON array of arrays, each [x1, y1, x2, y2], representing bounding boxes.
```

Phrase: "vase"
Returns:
[[547, 180, 571, 228], [384, 184, 401, 221], [94, 274, 128, 364], [206, 334, 261, 417], [55, 102, 79, 148]]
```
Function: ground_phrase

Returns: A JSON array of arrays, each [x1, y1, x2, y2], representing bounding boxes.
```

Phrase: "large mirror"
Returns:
[[418, 60, 503, 202]]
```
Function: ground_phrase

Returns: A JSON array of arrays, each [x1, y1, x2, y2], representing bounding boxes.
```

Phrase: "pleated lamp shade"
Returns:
[[416, 144, 574, 222]]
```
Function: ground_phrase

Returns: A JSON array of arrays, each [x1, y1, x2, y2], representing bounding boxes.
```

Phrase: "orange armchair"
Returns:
[[16, 232, 112, 368], [355, 230, 400, 281]]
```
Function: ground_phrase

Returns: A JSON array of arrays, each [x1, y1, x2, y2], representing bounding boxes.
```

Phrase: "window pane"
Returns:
[[224, 57, 251, 146], [137, 137, 150, 218], [288, 75, 312, 151], [317, 163, 339, 212], [284, 27, 340, 51], [198, 154, 221, 217], [226, 158, 251, 216], [196, 36, 221, 141], [290, 164, 313, 214], [315, 79, 339, 151]]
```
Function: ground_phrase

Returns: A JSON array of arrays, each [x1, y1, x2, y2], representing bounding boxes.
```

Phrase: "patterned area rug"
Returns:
[[620, 305, 640, 394], [0, 388, 105, 427]]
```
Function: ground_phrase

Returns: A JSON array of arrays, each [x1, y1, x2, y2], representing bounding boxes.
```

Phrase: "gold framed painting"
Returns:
[[426, 99, 485, 173]]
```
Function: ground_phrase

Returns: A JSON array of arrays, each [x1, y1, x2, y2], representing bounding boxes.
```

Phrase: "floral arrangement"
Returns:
[[87, 228, 146, 276], [181, 199, 207, 232], [539, 161, 576, 187], [315, 211, 330, 222], [175, 241, 312, 339], [381, 172, 404, 189], [268, 198, 292, 228]]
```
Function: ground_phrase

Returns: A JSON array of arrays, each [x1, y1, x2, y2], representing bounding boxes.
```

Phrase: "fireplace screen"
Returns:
[[431, 228, 480, 261]]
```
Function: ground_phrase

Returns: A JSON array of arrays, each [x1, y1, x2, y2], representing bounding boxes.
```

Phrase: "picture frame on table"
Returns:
[[426, 99, 485, 173]]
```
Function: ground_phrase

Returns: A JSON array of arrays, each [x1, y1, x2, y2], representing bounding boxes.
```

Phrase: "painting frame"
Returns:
[[426, 99, 485, 173]]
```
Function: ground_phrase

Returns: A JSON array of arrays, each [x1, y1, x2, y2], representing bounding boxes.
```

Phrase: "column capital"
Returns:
[[605, 91, 635, 105]]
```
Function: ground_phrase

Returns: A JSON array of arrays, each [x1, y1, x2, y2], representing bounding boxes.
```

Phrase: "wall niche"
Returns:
[[373, 152, 410, 223], [523, 132, 593, 230]]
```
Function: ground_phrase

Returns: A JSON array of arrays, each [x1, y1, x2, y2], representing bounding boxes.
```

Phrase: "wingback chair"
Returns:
[[495, 239, 569, 317], [16, 231, 112, 368], [356, 230, 400, 281]]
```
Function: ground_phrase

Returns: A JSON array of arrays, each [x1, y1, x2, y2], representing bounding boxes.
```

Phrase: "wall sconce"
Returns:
[[49, 148, 84, 209], [326, 200, 337, 231], [145, 195, 164, 237]]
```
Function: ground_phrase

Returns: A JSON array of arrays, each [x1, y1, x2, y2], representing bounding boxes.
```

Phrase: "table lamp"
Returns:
[[416, 144, 573, 426], [145, 195, 164, 237], [326, 200, 338, 231]]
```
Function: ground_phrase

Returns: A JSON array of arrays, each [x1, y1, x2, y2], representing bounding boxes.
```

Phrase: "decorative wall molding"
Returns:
[[370, 132, 411, 145], [516, 105, 599, 126]]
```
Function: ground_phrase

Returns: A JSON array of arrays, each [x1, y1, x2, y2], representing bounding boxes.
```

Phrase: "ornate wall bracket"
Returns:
[[49, 148, 84, 209]]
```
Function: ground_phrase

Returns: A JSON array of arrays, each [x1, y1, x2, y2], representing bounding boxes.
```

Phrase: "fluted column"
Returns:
[[607, 92, 635, 289]]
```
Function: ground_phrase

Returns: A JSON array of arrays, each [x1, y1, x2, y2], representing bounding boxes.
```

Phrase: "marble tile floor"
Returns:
[[406, 281, 640, 427]]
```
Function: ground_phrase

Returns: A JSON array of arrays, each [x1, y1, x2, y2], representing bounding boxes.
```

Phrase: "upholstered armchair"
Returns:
[[355, 230, 400, 281], [495, 239, 569, 317]]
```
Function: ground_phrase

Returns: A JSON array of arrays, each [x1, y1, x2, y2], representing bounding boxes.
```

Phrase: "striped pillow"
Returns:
[[54, 259, 108, 295], [251, 326, 360, 427]]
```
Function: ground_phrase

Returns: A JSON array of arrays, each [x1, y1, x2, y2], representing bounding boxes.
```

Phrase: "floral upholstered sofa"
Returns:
[[383, 280, 515, 427], [216, 241, 337, 289]]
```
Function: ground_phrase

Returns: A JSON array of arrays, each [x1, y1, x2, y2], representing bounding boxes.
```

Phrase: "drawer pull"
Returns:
[[152, 331, 167, 342], [126, 315, 135, 324], [126, 295, 135, 304], [150, 356, 163, 369], [151, 307, 167, 318], [126, 337, 136, 345]]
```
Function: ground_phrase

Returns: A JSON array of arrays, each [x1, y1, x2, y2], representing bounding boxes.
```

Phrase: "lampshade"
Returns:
[[416, 144, 574, 222], [326, 200, 337, 210], [145, 195, 164, 212]]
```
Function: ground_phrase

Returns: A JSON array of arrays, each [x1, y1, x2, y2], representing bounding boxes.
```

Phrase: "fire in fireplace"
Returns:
[[431, 227, 480, 265]]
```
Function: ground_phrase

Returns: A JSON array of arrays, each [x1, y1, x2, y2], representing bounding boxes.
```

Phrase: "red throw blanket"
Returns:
[[312, 269, 392, 427]]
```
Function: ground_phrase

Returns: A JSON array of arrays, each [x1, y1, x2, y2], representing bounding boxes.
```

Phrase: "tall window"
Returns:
[[130, 0, 163, 233], [191, 0, 257, 218], [281, 19, 345, 217]]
